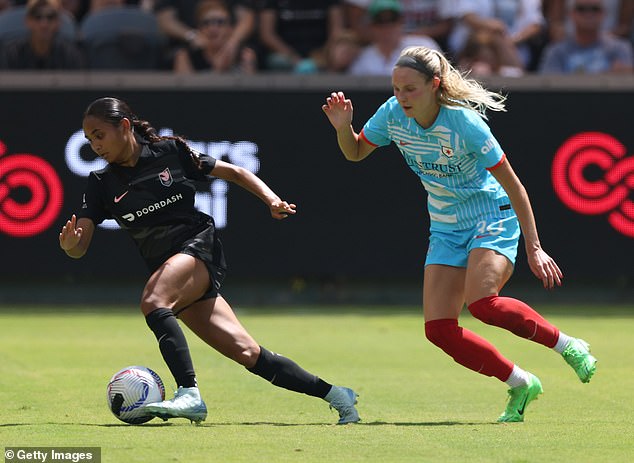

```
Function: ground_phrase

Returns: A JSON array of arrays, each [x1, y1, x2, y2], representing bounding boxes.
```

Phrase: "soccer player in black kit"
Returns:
[[59, 97, 360, 424]]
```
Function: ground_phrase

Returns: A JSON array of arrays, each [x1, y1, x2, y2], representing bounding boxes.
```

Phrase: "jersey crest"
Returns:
[[441, 145, 455, 157], [159, 167, 173, 187]]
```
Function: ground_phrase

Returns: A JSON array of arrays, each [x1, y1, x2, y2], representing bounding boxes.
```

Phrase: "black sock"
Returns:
[[145, 308, 197, 388], [247, 346, 332, 398]]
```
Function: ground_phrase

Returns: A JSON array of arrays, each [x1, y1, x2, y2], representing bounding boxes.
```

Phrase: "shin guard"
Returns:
[[247, 346, 332, 398], [145, 308, 197, 388], [468, 296, 559, 348], [425, 319, 513, 381]]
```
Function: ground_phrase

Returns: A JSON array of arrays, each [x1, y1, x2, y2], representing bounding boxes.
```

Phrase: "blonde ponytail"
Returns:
[[397, 46, 507, 117]]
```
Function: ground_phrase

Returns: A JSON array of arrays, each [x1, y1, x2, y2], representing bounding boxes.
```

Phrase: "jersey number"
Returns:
[[476, 219, 506, 236]]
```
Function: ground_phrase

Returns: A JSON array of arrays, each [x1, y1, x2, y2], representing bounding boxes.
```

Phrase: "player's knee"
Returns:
[[140, 295, 175, 316], [467, 295, 498, 324], [425, 319, 460, 349], [229, 342, 260, 368]]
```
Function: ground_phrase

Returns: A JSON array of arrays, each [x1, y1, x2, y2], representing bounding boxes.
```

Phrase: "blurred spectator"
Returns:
[[539, 0, 633, 73], [258, 0, 345, 72], [343, 0, 457, 51], [12, 0, 153, 21], [618, 0, 634, 42], [87, 0, 123, 12], [61, 0, 88, 20], [448, 0, 544, 73], [87, 0, 161, 19], [294, 28, 362, 73], [173, 0, 256, 73], [348, 0, 440, 75], [457, 29, 512, 76], [155, 0, 255, 70], [544, 0, 633, 43], [0, 0, 84, 69], [342, 0, 371, 43], [399, 0, 458, 52], [79, 4, 166, 69]]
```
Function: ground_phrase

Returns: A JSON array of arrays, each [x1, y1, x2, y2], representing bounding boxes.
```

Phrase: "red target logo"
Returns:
[[0, 140, 64, 237], [552, 132, 634, 238]]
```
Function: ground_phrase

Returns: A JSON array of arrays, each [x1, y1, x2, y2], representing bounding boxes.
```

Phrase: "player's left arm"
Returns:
[[210, 159, 296, 220], [489, 157, 563, 288]]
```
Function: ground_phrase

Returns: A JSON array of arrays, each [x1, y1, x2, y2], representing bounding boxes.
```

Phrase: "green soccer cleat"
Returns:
[[143, 386, 207, 424], [497, 373, 543, 423], [326, 386, 360, 424], [562, 338, 597, 383]]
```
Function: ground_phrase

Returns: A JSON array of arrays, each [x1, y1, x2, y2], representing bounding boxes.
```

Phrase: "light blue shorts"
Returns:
[[425, 216, 520, 268]]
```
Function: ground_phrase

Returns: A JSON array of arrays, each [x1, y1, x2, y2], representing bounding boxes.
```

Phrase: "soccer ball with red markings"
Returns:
[[106, 366, 165, 424]]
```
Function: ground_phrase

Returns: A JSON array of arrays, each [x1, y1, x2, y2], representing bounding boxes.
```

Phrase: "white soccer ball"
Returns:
[[106, 366, 166, 424]]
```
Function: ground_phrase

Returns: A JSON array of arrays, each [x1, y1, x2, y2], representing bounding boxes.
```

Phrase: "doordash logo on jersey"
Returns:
[[552, 132, 634, 238], [121, 193, 184, 222], [65, 128, 260, 230], [0, 140, 64, 238]]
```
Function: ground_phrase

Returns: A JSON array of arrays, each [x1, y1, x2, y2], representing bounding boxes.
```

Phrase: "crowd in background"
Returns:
[[0, 0, 632, 75]]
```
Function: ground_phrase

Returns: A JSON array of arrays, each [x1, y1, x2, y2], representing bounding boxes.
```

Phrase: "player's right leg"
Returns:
[[423, 261, 540, 422], [179, 295, 360, 424], [140, 254, 212, 424]]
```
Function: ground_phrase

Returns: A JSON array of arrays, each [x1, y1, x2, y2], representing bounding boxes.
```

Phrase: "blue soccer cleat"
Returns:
[[326, 386, 360, 424]]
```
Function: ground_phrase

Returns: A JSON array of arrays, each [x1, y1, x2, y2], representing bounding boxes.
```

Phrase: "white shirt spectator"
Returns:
[[448, 0, 544, 65], [348, 34, 441, 75]]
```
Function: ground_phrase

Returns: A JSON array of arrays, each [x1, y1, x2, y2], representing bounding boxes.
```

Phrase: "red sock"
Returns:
[[468, 296, 559, 348], [425, 319, 513, 382]]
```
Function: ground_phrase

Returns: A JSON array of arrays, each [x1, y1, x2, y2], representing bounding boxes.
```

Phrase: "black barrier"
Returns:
[[0, 84, 632, 296]]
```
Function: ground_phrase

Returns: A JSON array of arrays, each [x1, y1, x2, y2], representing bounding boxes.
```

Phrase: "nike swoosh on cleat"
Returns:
[[114, 191, 129, 203], [517, 394, 529, 415]]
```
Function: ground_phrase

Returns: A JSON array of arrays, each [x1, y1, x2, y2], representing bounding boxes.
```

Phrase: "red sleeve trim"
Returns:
[[487, 153, 506, 171], [359, 129, 378, 147]]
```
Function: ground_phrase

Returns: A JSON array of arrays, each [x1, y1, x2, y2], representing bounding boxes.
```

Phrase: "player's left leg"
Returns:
[[465, 247, 559, 346], [465, 248, 597, 383], [179, 295, 360, 424]]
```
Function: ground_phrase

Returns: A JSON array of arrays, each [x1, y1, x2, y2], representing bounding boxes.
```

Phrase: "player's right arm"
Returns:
[[322, 91, 375, 162], [59, 214, 95, 259]]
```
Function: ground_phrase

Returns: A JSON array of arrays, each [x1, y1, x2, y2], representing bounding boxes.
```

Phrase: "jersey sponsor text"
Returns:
[[122, 193, 184, 222]]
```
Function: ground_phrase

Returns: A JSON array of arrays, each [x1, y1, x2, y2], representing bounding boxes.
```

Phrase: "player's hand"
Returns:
[[270, 200, 296, 220], [527, 247, 563, 289], [322, 91, 354, 130], [59, 214, 83, 250]]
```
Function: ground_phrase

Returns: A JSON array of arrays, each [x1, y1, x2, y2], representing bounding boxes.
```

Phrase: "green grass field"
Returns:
[[1, 304, 633, 462]]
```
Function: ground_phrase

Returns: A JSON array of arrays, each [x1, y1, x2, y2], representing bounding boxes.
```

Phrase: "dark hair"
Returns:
[[84, 96, 197, 147], [83, 97, 206, 167]]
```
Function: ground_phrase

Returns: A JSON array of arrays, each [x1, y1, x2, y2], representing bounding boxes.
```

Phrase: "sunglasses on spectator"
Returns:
[[200, 17, 229, 27], [574, 4, 603, 13], [30, 11, 59, 21]]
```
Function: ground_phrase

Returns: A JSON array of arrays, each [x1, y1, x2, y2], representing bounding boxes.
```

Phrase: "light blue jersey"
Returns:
[[361, 97, 515, 232]]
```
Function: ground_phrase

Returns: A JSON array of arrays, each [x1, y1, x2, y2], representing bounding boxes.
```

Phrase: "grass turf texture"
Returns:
[[1, 304, 633, 462]]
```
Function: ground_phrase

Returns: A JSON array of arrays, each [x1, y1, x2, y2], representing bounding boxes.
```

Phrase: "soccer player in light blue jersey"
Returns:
[[322, 46, 597, 422]]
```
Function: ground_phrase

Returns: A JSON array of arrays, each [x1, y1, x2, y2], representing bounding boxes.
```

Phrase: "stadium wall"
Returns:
[[0, 73, 632, 304]]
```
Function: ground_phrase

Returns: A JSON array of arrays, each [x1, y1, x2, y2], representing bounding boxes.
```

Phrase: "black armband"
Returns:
[[197, 155, 216, 175]]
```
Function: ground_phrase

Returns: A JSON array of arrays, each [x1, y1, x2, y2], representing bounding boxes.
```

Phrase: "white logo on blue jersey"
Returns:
[[362, 99, 513, 231]]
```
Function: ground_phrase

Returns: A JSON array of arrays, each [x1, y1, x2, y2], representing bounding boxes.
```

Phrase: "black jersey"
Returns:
[[77, 137, 217, 270]]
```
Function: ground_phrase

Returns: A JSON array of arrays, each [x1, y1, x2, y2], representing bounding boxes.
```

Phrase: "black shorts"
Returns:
[[179, 223, 228, 300]]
